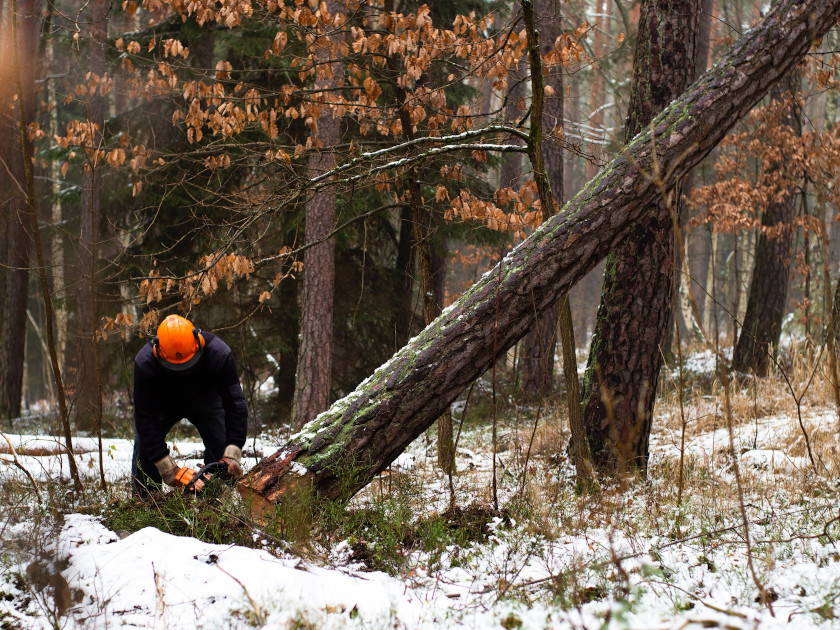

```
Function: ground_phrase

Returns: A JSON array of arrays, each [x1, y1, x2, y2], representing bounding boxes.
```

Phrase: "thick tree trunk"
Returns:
[[732, 71, 801, 375], [581, 0, 700, 473], [242, 0, 840, 506], [291, 15, 344, 428], [292, 144, 338, 428], [0, 0, 40, 421], [521, 0, 564, 398], [74, 0, 108, 431]]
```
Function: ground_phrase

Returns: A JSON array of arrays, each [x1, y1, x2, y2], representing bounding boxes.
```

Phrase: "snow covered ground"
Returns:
[[3, 370, 840, 629]]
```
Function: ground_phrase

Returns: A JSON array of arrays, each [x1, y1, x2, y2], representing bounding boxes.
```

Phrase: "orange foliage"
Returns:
[[689, 84, 840, 238]]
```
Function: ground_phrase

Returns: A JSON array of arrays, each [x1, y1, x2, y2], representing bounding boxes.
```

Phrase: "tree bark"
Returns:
[[521, 0, 564, 399], [8, 0, 81, 490], [0, 0, 40, 421], [732, 71, 801, 375], [74, 0, 108, 431], [580, 0, 700, 474], [241, 0, 840, 506], [291, 9, 344, 428]]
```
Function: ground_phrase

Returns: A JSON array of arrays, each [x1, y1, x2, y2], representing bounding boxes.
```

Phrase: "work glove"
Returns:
[[154, 455, 205, 491], [219, 444, 244, 479]]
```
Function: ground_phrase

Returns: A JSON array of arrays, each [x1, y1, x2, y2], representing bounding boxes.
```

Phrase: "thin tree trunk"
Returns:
[[585, 0, 610, 185], [0, 0, 39, 421], [0, 0, 7, 346], [48, 50, 66, 379], [10, 0, 81, 490], [241, 0, 840, 505], [395, 206, 415, 345], [291, 7, 344, 428], [380, 0, 454, 472], [75, 0, 108, 432], [661, 0, 714, 356], [581, 0, 701, 474], [500, 51, 526, 190], [521, 0, 564, 398], [572, 0, 612, 344], [430, 235, 454, 473], [733, 71, 801, 374]]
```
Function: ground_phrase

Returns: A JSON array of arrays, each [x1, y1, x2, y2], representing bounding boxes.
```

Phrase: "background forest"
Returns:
[[9, 0, 840, 442], [5, 0, 840, 626]]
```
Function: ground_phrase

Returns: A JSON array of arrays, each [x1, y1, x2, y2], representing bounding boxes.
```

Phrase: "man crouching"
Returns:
[[132, 314, 247, 495]]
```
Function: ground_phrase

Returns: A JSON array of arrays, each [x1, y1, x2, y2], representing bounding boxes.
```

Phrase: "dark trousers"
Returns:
[[132, 407, 226, 496]]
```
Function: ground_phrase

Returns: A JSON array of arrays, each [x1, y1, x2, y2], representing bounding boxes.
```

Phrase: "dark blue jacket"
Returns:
[[133, 331, 248, 462]]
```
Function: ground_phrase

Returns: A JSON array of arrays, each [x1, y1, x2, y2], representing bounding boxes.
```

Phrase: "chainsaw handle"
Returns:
[[184, 460, 228, 491]]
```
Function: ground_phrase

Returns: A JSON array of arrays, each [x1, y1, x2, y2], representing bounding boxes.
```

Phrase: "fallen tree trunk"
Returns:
[[241, 0, 840, 507]]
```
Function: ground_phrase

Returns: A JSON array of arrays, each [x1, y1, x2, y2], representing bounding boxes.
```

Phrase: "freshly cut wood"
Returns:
[[240, 0, 840, 507]]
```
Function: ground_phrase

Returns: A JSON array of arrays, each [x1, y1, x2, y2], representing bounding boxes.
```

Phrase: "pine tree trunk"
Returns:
[[74, 0, 108, 431], [292, 152, 337, 427], [732, 71, 801, 375], [291, 12, 344, 428], [581, 0, 701, 473], [0, 0, 40, 421], [241, 0, 840, 505]]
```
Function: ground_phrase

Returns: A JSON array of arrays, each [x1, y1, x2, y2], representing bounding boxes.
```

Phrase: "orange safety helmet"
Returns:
[[153, 315, 205, 371]]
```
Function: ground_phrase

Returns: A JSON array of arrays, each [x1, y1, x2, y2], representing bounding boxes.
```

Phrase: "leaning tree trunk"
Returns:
[[520, 0, 564, 399], [732, 71, 801, 376], [291, 12, 344, 429], [241, 0, 840, 507], [0, 0, 40, 421], [581, 0, 700, 474]]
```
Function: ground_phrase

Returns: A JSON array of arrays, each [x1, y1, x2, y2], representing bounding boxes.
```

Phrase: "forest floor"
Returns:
[[2, 348, 840, 629]]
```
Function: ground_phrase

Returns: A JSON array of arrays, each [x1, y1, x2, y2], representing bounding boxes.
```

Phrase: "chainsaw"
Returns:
[[181, 460, 229, 493]]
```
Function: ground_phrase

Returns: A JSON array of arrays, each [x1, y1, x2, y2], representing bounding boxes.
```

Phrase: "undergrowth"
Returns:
[[5, 343, 840, 626], [101, 475, 507, 577]]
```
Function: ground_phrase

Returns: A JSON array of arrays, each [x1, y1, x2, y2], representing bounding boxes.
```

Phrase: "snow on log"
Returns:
[[239, 0, 840, 508]]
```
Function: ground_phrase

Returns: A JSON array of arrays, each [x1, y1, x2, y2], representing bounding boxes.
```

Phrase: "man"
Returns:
[[132, 314, 248, 495]]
